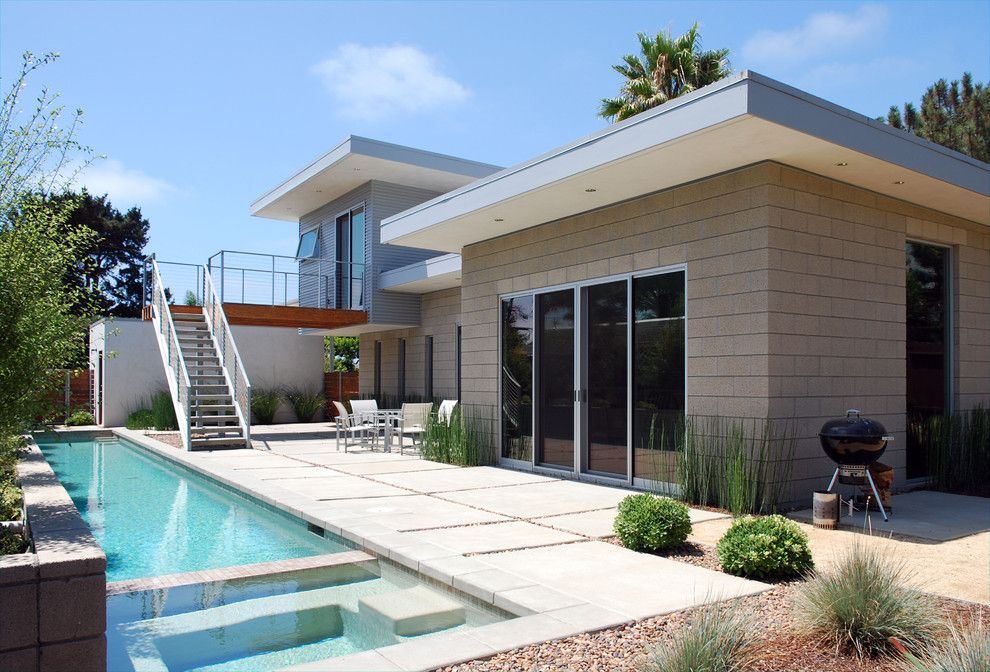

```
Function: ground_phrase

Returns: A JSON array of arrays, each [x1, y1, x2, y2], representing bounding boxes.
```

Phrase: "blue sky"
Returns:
[[1, 1, 987, 261]]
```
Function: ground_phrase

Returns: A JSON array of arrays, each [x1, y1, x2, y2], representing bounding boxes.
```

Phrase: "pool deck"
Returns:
[[112, 425, 768, 672]]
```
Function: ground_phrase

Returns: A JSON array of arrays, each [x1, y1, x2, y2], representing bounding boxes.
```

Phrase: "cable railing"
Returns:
[[206, 250, 366, 310], [146, 258, 192, 449], [202, 265, 252, 446]]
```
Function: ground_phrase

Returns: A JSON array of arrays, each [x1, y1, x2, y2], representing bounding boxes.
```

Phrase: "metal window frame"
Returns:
[[497, 262, 688, 489]]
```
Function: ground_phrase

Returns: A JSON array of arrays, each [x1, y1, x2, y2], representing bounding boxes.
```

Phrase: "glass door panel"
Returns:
[[501, 297, 534, 461], [906, 242, 949, 479], [632, 271, 686, 483], [586, 281, 628, 476], [537, 289, 575, 468]]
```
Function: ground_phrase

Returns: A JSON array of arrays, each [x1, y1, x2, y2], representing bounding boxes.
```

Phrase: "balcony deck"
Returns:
[[167, 303, 368, 330]]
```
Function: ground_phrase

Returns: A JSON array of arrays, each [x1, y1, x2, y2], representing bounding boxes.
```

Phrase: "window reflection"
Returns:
[[501, 297, 533, 460]]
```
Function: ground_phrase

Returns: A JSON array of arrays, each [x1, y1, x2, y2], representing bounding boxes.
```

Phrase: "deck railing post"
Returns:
[[271, 255, 276, 305], [220, 251, 225, 303]]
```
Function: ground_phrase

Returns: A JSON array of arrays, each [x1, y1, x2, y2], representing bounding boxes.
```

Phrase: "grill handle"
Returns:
[[882, 435, 895, 442], [846, 409, 861, 418]]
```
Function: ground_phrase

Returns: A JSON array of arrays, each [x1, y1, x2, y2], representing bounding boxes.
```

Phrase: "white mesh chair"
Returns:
[[394, 402, 433, 454], [349, 399, 382, 447], [438, 399, 459, 425], [333, 400, 375, 452]]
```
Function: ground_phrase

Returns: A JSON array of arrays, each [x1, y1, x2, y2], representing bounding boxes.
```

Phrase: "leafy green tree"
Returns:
[[0, 52, 96, 433], [600, 23, 731, 122], [325, 335, 359, 372], [886, 73, 989, 162], [44, 190, 150, 317]]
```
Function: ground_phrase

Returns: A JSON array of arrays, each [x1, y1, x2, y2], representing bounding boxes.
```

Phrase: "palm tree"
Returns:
[[599, 23, 731, 123]]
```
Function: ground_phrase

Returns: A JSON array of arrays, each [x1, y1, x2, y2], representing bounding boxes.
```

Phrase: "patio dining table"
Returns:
[[354, 409, 403, 452]]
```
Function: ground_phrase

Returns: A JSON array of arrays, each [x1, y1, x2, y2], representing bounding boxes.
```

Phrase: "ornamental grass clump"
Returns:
[[613, 494, 692, 552], [125, 408, 155, 430], [285, 387, 325, 423], [251, 388, 282, 425], [716, 514, 813, 579], [899, 618, 989, 672], [150, 391, 178, 430], [65, 409, 95, 426], [795, 543, 939, 658], [638, 600, 756, 672]]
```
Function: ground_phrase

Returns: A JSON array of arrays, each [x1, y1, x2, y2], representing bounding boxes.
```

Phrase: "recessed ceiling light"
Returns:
[[315, 189, 322, 193], [893, 180, 905, 185], [584, 188, 597, 192], [494, 218, 504, 222], [835, 161, 848, 167]]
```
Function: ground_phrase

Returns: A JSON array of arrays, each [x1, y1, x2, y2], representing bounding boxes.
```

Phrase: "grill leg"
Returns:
[[865, 470, 889, 522], [826, 467, 839, 492]]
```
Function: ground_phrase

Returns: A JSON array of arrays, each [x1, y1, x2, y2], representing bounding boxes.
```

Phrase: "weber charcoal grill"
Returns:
[[819, 410, 894, 521]]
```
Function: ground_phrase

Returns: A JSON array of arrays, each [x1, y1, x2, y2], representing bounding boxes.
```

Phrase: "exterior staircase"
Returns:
[[173, 311, 247, 448], [145, 257, 252, 450]]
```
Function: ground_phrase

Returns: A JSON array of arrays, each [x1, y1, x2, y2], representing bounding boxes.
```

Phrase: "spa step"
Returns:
[[358, 586, 466, 636]]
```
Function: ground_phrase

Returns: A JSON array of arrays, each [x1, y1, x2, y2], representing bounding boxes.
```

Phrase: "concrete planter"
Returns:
[[0, 438, 106, 672]]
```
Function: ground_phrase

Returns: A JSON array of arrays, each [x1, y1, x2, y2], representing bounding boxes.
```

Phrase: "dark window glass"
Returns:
[[906, 241, 949, 478], [296, 229, 320, 259], [632, 271, 686, 482], [501, 297, 533, 460], [425, 336, 434, 400], [587, 280, 628, 476], [398, 338, 406, 400], [350, 207, 365, 309], [374, 341, 382, 398], [455, 325, 462, 401], [537, 289, 574, 468]]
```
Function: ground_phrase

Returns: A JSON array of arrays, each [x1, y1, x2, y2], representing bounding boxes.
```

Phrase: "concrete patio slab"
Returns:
[[481, 541, 768, 620], [373, 466, 555, 493], [197, 451, 303, 470], [413, 521, 584, 555], [536, 505, 729, 538], [440, 479, 632, 518], [789, 490, 990, 541], [330, 459, 461, 476], [294, 451, 421, 467], [304, 495, 509, 531], [247, 466, 344, 481], [264, 475, 411, 500]]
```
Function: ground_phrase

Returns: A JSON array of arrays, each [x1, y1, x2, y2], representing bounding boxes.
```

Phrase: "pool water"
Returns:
[[38, 436, 349, 581], [106, 562, 503, 672]]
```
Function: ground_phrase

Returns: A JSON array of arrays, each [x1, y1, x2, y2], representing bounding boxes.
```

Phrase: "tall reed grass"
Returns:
[[422, 405, 497, 466], [150, 390, 178, 430], [910, 405, 989, 497]]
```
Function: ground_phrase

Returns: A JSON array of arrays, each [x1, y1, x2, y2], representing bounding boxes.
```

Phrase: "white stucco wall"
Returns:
[[89, 319, 326, 427]]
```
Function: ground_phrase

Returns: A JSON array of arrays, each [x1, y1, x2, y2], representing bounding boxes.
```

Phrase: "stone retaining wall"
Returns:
[[0, 438, 106, 672]]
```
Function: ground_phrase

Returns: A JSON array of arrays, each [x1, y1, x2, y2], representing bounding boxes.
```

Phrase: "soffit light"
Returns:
[[494, 218, 504, 222], [893, 180, 905, 185], [584, 188, 598, 192], [835, 162, 848, 167]]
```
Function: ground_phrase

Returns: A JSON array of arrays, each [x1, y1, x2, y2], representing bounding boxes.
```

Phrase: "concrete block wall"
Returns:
[[0, 441, 107, 672], [359, 287, 462, 400]]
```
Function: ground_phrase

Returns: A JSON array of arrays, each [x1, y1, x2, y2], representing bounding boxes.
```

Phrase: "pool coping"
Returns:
[[104, 428, 642, 671], [0, 434, 107, 670]]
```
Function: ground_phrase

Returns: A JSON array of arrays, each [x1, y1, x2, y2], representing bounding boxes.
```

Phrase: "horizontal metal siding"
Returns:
[[369, 181, 446, 325], [297, 183, 372, 309]]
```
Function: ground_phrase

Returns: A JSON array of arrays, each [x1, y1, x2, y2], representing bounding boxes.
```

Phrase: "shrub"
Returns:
[[252, 388, 282, 425], [285, 387, 325, 423], [717, 514, 813, 579], [125, 408, 155, 430], [65, 409, 95, 426], [614, 494, 692, 552], [638, 601, 756, 672], [900, 619, 989, 672], [795, 543, 939, 658], [910, 406, 990, 497]]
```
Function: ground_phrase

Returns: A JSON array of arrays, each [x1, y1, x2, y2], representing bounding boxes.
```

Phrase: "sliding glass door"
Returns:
[[500, 267, 686, 484], [537, 290, 575, 468]]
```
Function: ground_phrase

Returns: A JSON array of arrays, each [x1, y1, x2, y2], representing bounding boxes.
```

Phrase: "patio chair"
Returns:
[[333, 401, 375, 452], [349, 399, 383, 447], [393, 402, 433, 454], [438, 399, 459, 425]]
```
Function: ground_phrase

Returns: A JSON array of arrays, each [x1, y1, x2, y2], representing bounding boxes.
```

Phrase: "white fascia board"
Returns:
[[251, 136, 354, 216], [379, 253, 462, 293], [380, 74, 751, 243]]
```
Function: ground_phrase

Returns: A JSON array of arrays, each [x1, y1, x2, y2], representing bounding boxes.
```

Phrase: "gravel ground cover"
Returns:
[[145, 432, 183, 449], [443, 584, 985, 672]]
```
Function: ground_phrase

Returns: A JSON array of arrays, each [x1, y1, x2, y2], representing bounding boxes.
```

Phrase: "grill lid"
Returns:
[[819, 409, 889, 441]]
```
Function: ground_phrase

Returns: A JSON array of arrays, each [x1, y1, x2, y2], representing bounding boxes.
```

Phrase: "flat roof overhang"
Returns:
[[251, 136, 502, 222], [381, 71, 990, 252], [379, 253, 462, 294]]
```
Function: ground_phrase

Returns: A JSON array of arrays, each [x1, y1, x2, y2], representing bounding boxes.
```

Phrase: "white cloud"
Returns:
[[77, 159, 174, 206], [311, 43, 470, 120], [742, 4, 889, 69]]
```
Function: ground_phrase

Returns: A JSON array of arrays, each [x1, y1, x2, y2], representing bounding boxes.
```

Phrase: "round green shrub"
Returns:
[[717, 514, 814, 579], [613, 494, 692, 552], [65, 410, 95, 426]]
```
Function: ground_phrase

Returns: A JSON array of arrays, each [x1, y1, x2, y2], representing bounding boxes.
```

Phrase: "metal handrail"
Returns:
[[147, 258, 193, 449], [201, 265, 252, 446]]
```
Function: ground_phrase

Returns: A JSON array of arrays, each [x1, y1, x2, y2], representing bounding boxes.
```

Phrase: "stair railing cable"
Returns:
[[147, 258, 193, 449]]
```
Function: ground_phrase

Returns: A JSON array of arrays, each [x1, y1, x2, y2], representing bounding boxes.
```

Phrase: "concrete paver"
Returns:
[[264, 475, 410, 500], [373, 466, 554, 493], [302, 494, 509, 531], [537, 505, 729, 538], [330, 459, 461, 476], [412, 521, 583, 555], [440, 479, 633, 518]]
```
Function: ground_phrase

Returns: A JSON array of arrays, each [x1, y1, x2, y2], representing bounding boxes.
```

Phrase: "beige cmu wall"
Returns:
[[460, 163, 779, 420], [767, 165, 990, 494], [359, 287, 461, 400]]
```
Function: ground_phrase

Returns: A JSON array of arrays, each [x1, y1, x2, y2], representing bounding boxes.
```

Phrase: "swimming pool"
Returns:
[[37, 435, 349, 581]]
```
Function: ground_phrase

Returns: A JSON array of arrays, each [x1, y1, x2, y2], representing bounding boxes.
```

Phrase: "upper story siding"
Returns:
[[297, 180, 444, 325]]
